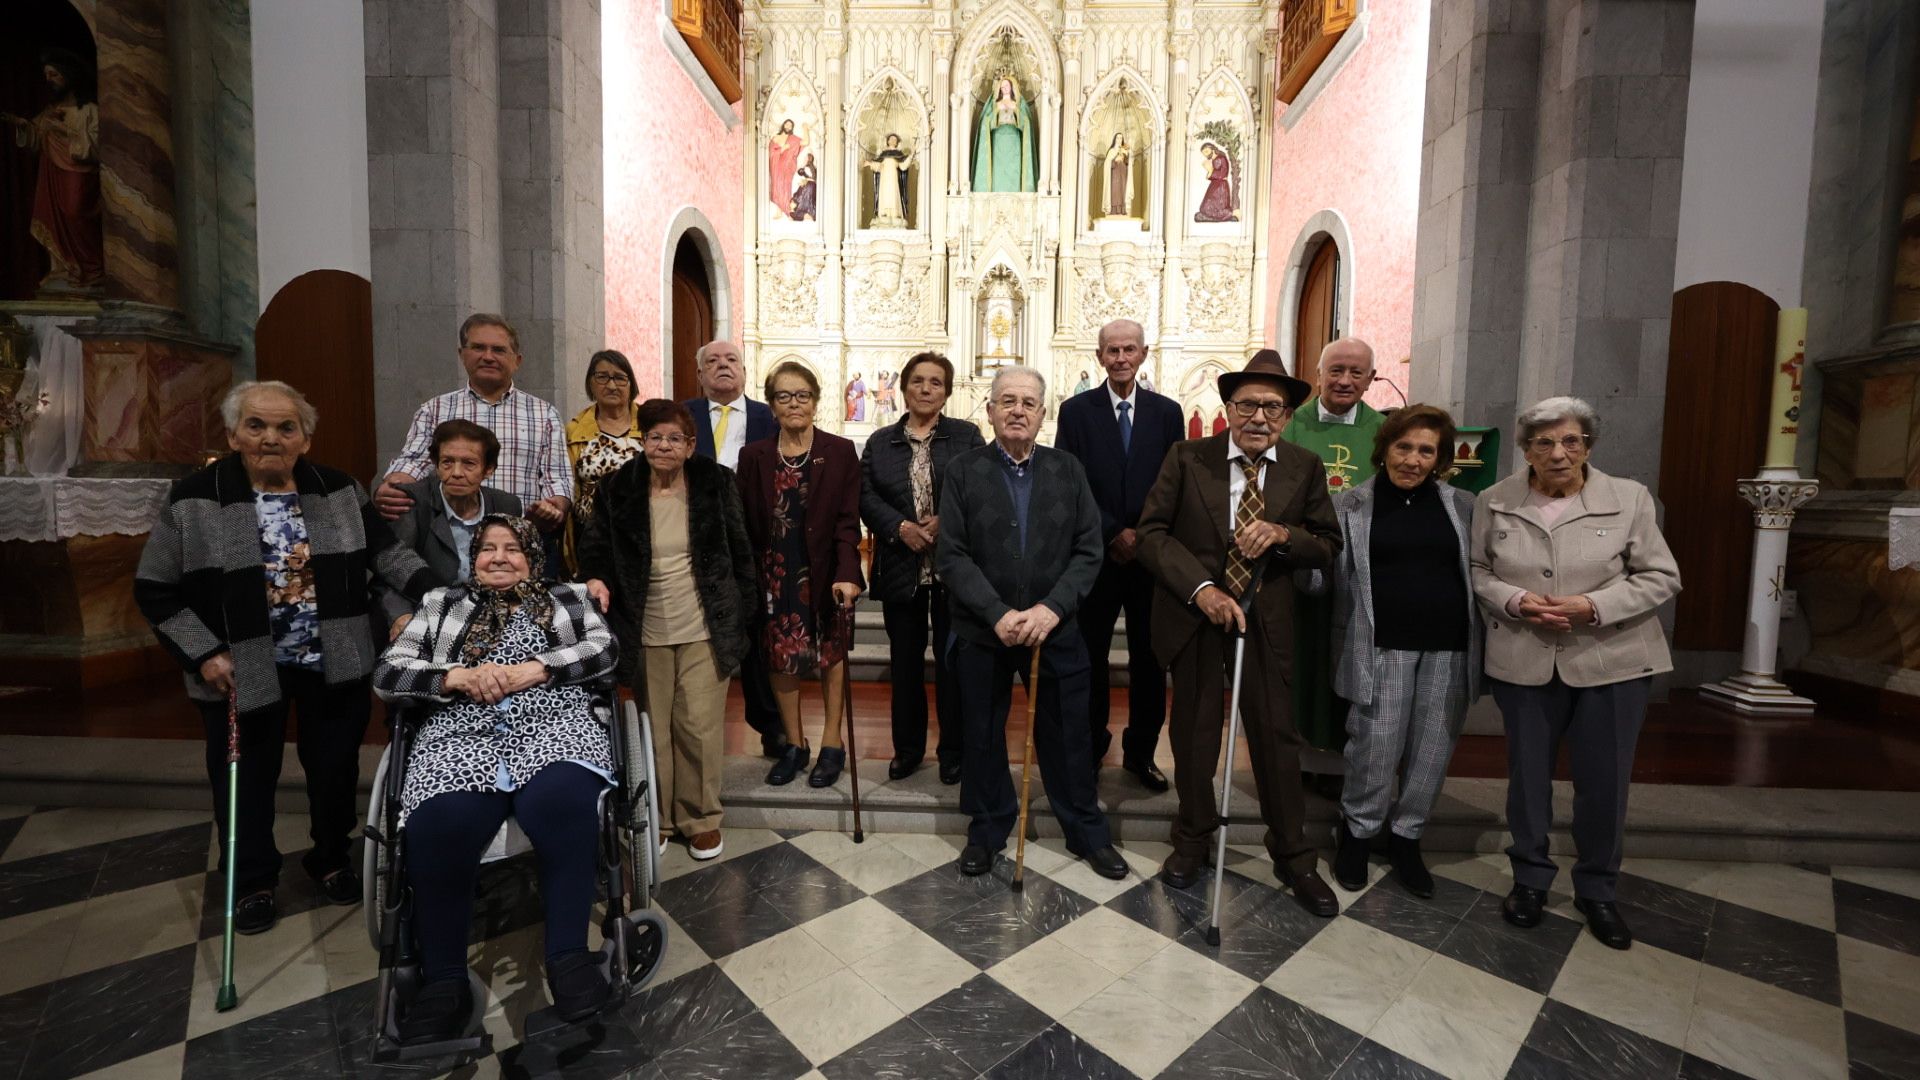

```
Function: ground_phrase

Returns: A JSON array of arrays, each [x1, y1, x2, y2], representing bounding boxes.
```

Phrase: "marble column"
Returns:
[[819, 3, 847, 387], [1246, 23, 1280, 354], [1052, 25, 1083, 340], [94, 0, 182, 310], [740, 24, 762, 354], [1159, 13, 1195, 354]]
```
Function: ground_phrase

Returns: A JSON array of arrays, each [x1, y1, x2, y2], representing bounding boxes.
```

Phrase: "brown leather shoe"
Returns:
[[1280, 867, 1339, 918], [1160, 851, 1205, 890]]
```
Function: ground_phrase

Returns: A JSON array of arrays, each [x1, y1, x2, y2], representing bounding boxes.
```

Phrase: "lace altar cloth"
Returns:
[[1891, 508, 1920, 572], [0, 477, 171, 543]]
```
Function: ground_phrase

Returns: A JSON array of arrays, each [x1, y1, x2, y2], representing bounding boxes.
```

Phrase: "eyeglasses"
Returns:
[[1525, 433, 1592, 455], [642, 433, 690, 447], [590, 372, 630, 386], [1227, 399, 1292, 420], [772, 390, 816, 405]]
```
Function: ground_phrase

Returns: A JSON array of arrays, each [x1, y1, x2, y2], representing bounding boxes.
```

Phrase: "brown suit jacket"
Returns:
[[737, 430, 867, 627], [1134, 433, 1341, 670]]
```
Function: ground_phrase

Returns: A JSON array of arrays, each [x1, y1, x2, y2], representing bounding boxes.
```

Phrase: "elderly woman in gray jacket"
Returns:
[[1471, 396, 1680, 951], [1311, 406, 1480, 900]]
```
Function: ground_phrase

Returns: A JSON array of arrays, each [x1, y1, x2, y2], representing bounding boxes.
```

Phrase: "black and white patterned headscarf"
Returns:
[[461, 514, 556, 663]]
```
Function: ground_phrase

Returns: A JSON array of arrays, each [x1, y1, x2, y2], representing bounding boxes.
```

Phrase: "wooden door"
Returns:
[[670, 238, 713, 401], [1657, 281, 1778, 651], [1294, 239, 1340, 385], [256, 270, 376, 485]]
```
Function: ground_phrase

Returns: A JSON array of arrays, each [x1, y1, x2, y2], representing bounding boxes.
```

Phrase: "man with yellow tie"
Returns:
[[682, 340, 786, 757]]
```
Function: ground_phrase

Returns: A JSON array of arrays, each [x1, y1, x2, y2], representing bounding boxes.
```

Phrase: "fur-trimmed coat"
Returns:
[[575, 452, 758, 693]]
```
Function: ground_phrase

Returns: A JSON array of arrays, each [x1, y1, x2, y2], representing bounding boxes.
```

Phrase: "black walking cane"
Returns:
[[836, 603, 866, 842], [216, 688, 241, 1011], [1011, 648, 1043, 893], [1205, 558, 1270, 947]]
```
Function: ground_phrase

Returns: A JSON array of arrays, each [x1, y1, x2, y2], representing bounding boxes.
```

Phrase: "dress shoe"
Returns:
[[547, 950, 610, 1022], [234, 889, 277, 935], [1575, 898, 1634, 950], [887, 755, 922, 781], [1122, 757, 1170, 793], [761, 731, 792, 760], [1332, 818, 1370, 892], [938, 757, 963, 785], [765, 743, 809, 786], [959, 843, 994, 876], [1502, 884, 1546, 928], [808, 746, 846, 788], [399, 976, 473, 1045], [1160, 851, 1204, 890], [1074, 845, 1129, 880], [1279, 868, 1339, 917], [1387, 833, 1434, 899], [316, 867, 362, 906]]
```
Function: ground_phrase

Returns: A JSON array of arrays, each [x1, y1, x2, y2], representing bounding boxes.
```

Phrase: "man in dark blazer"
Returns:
[[373, 419, 523, 639], [681, 339, 784, 757], [1055, 319, 1184, 792], [1135, 349, 1343, 917], [937, 366, 1127, 881]]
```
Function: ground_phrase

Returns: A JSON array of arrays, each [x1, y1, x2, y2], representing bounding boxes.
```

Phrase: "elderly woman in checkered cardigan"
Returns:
[[372, 513, 619, 1045], [134, 381, 436, 937]]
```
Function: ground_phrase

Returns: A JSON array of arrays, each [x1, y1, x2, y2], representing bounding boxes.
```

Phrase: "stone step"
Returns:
[[3, 735, 1913, 868]]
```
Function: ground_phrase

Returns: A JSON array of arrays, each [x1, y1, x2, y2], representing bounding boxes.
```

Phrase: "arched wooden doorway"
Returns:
[[670, 237, 713, 401], [1656, 281, 1778, 651], [1294, 238, 1341, 387], [256, 270, 376, 484]]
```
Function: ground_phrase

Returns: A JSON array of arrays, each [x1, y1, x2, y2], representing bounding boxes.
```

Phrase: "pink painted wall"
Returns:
[[604, 0, 746, 399], [1264, 0, 1428, 412]]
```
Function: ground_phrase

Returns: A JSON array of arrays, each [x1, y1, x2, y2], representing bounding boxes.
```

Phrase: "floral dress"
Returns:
[[255, 492, 322, 669], [761, 451, 849, 675]]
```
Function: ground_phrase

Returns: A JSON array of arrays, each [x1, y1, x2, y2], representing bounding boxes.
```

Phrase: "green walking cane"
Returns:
[[216, 688, 240, 1012]]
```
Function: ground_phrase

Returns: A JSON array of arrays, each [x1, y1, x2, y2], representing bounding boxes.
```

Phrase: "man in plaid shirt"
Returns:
[[375, 314, 573, 536]]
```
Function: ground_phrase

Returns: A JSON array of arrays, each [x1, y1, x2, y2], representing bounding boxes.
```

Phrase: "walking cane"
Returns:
[[840, 639, 866, 844], [1205, 560, 1270, 947], [216, 688, 241, 1011], [1011, 647, 1043, 893]]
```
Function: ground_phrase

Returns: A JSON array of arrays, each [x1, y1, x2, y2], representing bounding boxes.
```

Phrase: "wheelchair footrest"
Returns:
[[375, 968, 491, 1064], [373, 1031, 490, 1065]]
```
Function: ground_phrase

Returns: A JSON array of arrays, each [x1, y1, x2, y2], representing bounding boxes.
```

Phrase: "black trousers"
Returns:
[[198, 665, 371, 893], [739, 613, 787, 748], [882, 584, 960, 765], [1078, 560, 1166, 763], [1493, 674, 1650, 902], [954, 634, 1111, 855]]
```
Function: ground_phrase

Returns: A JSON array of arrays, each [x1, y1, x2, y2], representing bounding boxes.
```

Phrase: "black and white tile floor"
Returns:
[[0, 802, 1916, 1079]]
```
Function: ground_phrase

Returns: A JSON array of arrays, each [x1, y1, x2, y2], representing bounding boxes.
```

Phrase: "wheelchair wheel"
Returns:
[[364, 745, 394, 951], [639, 707, 662, 898]]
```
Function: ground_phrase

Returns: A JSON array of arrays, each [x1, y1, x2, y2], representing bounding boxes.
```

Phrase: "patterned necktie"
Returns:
[[1224, 456, 1265, 598], [1116, 400, 1132, 455], [714, 403, 732, 449]]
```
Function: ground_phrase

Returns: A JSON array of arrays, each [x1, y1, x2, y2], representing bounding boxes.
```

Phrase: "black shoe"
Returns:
[[761, 730, 792, 760], [1160, 851, 1204, 890], [1073, 845, 1130, 881], [398, 977, 473, 1045], [1279, 868, 1339, 918], [766, 743, 809, 786], [1502, 884, 1546, 928], [1122, 757, 1170, 793], [1575, 898, 1634, 950], [234, 890, 277, 935], [315, 867, 362, 907], [546, 950, 611, 1022], [959, 844, 994, 876], [887, 755, 922, 781], [938, 757, 963, 785], [809, 747, 846, 788], [1332, 819, 1370, 892], [1387, 834, 1434, 899]]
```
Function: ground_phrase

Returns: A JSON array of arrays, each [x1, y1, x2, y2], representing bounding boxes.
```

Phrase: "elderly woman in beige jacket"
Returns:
[[1470, 396, 1680, 952]]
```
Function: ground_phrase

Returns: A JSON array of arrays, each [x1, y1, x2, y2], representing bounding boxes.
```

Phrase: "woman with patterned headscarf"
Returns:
[[373, 514, 619, 1045]]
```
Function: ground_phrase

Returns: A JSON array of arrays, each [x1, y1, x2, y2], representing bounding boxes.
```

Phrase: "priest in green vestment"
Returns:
[[1281, 339, 1387, 770]]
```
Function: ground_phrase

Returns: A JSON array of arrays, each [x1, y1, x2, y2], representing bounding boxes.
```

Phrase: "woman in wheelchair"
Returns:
[[373, 514, 619, 1044]]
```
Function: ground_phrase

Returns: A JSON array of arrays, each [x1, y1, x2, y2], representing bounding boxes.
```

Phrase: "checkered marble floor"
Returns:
[[1, 803, 1917, 1080]]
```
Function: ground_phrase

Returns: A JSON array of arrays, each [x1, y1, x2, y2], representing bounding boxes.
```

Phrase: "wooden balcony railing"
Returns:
[[1277, 0, 1358, 104], [671, 0, 743, 104]]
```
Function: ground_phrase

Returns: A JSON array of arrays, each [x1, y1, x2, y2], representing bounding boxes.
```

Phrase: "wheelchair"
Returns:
[[361, 686, 668, 1063]]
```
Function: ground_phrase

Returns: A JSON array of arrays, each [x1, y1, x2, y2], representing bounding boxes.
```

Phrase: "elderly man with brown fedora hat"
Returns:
[[1135, 349, 1344, 916]]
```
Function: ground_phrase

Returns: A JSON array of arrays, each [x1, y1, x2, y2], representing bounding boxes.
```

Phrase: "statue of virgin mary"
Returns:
[[970, 76, 1035, 193]]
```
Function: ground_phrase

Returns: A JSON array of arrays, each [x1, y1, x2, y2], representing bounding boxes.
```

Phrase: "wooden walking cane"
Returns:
[[216, 688, 240, 1011], [1011, 648, 1043, 893], [840, 643, 865, 843]]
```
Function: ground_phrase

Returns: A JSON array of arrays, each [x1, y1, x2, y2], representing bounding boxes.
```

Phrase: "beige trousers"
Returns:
[[644, 640, 728, 837]]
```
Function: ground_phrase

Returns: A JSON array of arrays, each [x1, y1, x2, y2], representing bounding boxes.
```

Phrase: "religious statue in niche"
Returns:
[[1099, 135, 1132, 218], [3, 49, 102, 294], [863, 135, 913, 228], [871, 371, 899, 426], [1194, 143, 1237, 222], [971, 76, 1035, 193], [789, 154, 818, 221], [1072, 370, 1091, 396], [844, 372, 867, 422], [1087, 78, 1151, 227], [767, 119, 805, 214]]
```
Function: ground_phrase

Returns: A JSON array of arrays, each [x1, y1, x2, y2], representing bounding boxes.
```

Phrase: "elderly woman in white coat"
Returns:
[[1309, 405, 1481, 900], [1471, 396, 1681, 951]]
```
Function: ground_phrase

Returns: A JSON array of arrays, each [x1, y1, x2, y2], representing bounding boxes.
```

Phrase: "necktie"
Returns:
[[1224, 457, 1265, 598], [714, 403, 732, 450], [1116, 400, 1132, 455]]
